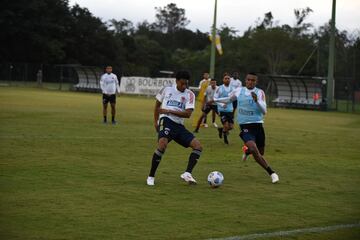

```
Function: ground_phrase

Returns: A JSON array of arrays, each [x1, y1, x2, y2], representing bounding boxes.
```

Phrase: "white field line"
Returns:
[[207, 222, 360, 240]]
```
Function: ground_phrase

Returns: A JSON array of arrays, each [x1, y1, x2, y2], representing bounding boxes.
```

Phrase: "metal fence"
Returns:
[[0, 63, 79, 90], [257, 74, 360, 113]]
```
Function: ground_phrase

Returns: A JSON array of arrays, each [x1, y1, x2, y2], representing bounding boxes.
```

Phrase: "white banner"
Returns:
[[120, 77, 176, 96]]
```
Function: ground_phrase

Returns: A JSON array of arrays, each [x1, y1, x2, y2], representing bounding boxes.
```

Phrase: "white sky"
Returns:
[[69, 0, 360, 35]]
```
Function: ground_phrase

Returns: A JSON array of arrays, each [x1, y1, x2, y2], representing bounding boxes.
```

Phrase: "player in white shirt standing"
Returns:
[[100, 66, 120, 124], [146, 71, 202, 186]]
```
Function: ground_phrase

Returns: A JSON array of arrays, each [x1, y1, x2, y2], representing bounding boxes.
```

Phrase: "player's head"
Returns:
[[232, 71, 239, 79], [245, 72, 258, 89], [203, 72, 209, 79], [210, 79, 217, 88], [175, 70, 191, 92], [222, 72, 231, 86], [105, 66, 113, 74]]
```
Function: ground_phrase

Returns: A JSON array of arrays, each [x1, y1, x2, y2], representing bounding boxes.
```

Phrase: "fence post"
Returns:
[[59, 66, 63, 90], [9, 64, 13, 84], [37, 64, 43, 87]]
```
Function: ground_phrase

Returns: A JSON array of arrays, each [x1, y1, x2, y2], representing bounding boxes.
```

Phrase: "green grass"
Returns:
[[0, 87, 359, 240]]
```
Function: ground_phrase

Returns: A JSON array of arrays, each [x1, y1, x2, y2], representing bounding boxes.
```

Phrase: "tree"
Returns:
[[153, 3, 190, 33], [0, 0, 71, 62], [293, 7, 313, 36], [108, 18, 134, 36]]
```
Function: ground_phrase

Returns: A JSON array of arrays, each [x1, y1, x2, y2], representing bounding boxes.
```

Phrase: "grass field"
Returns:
[[0, 87, 359, 240]]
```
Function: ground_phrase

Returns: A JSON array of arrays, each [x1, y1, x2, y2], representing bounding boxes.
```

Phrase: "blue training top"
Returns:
[[216, 84, 234, 113], [237, 87, 264, 124]]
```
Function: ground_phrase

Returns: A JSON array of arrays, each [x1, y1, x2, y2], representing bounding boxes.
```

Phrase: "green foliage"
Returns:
[[153, 3, 190, 33], [0, 2, 359, 82]]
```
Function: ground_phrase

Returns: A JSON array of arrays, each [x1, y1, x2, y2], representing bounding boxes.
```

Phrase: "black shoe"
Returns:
[[224, 133, 229, 144], [218, 128, 223, 139], [194, 129, 199, 133]]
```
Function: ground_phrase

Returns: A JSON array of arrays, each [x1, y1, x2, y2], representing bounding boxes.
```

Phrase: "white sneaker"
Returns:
[[271, 173, 279, 183], [147, 176, 155, 186], [204, 123, 209, 128], [213, 122, 218, 128], [180, 172, 197, 185]]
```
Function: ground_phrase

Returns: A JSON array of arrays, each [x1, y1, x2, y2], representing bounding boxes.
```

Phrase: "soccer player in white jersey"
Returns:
[[214, 72, 279, 183], [194, 79, 219, 133], [146, 71, 202, 186], [100, 66, 120, 124], [214, 73, 235, 144], [230, 72, 242, 115]]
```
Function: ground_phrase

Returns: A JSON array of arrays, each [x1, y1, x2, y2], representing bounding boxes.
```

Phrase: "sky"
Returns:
[[69, 0, 360, 35]]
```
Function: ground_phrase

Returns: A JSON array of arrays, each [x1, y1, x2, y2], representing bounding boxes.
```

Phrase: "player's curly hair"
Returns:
[[175, 70, 191, 80]]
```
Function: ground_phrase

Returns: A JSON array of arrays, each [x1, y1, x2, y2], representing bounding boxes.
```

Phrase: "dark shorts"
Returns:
[[103, 94, 116, 104], [232, 100, 238, 109], [220, 112, 234, 124], [239, 123, 265, 148], [158, 117, 195, 148], [202, 104, 218, 114]]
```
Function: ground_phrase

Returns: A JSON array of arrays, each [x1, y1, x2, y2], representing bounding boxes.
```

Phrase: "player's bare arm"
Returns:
[[159, 108, 193, 118], [251, 91, 267, 114], [154, 100, 162, 132]]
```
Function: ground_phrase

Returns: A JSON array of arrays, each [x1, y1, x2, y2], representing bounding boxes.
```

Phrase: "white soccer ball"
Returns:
[[207, 171, 224, 188]]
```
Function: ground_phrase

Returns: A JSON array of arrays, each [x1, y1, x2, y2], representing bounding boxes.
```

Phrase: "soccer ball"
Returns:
[[207, 171, 224, 188]]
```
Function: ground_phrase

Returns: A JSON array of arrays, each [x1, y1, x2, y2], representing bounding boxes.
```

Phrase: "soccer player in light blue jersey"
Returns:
[[214, 72, 279, 183], [214, 73, 235, 144]]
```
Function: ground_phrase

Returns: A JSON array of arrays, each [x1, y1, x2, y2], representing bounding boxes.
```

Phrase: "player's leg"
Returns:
[[257, 125, 266, 155], [102, 94, 109, 123], [103, 104, 108, 123], [147, 117, 173, 186], [186, 138, 202, 175], [244, 126, 279, 183], [212, 106, 218, 128], [110, 95, 116, 124], [149, 137, 168, 177], [222, 113, 233, 144], [255, 126, 278, 183], [176, 127, 200, 184], [194, 112, 206, 133], [258, 146, 265, 155], [203, 115, 208, 128], [218, 112, 225, 139], [245, 140, 269, 170]]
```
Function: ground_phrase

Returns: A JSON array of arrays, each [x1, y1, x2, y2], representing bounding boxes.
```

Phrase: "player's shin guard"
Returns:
[[149, 149, 164, 177], [186, 149, 201, 173]]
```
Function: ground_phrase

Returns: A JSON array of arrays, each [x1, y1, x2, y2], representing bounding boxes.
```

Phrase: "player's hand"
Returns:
[[251, 92, 258, 102]]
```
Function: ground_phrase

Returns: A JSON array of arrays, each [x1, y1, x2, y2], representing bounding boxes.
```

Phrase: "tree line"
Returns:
[[1, 0, 359, 83]]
